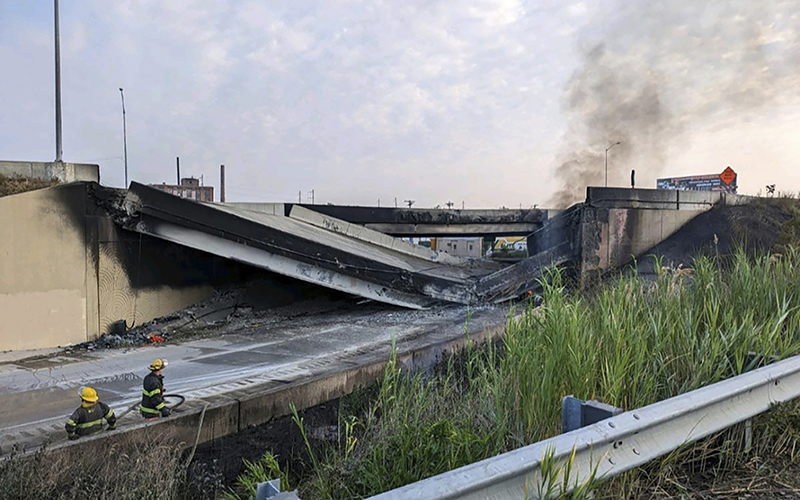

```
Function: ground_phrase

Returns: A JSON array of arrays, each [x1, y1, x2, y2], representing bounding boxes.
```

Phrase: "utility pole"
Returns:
[[604, 141, 621, 187], [220, 164, 226, 202], [54, 0, 63, 162], [119, 88, 128, 186], [404, 199, 415, 208], [176, 157, 180, 184], [445, 201, 454, 209], [298, 191, 302, 203]]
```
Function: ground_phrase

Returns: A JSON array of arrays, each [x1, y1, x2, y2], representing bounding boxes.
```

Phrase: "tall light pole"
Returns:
[[604, 141, 621, 187], [54, 0, 63, 162], [119, 88, 128, 186]]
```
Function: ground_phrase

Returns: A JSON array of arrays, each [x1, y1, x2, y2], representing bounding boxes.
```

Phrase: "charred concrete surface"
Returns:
[[0, 181, 553, 350], [0, 181, 751, 351], [477, 246, 573, 302], [0, 304, 509, 457], [256, 203, 549, 237], [585, 186, 749, 210], [286, 204, 468, 266], [0, 182, 280, 350], [520, 187, 754, 288], [119, 183, 511, 308]]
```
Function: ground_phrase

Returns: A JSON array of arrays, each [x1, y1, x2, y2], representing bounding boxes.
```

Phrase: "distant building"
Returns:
[[431, 237, 483, 258], [150, 177, 214, 202]]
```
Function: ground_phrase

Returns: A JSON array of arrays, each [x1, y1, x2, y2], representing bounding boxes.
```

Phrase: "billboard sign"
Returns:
[[657, 167, 737, 193]]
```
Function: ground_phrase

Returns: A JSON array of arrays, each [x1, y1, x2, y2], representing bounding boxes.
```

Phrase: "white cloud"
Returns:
[[568, 2, 589, 17], [466, 0, 525, 28]]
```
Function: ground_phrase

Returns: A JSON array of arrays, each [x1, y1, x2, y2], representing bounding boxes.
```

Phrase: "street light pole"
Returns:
[[604, 141, 621, 187], [54, 0, 63, 162], [119, 88, 128, 187]]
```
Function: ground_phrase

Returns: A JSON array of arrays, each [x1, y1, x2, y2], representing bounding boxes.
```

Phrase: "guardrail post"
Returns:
[[562, 396, 582, 433], [562, 395, 623, 433], [256, 478, 300, 499], [256, 479, 281, 500], [742, 351, 778, 454], [744, 418, 753, 454]]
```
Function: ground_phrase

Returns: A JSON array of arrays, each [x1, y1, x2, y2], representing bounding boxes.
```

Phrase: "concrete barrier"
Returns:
[[0, 160, 99, 183], [585, 186, 750, 210]]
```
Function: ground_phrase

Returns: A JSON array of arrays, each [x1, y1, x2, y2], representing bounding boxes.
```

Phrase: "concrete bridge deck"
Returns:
[[228, 202, 550, 237]]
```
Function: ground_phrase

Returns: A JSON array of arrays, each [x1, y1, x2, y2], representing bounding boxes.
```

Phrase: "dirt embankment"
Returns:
[[635, 199, 800, 274]]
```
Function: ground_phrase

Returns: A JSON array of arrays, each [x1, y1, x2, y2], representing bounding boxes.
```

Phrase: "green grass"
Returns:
[[243, 248, 800, 499]]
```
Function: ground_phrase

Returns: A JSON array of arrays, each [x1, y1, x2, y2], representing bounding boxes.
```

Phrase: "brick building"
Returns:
[[150, 177, 214, 202]]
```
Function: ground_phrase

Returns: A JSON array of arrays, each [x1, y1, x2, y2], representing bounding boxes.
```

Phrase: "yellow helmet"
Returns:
[[79, 386, 99, 403], [149, 358, 168, 371]]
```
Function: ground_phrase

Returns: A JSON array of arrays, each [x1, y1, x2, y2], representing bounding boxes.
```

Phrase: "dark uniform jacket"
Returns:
[[65, 401, 116, 439], [141, 371, 168, 417]]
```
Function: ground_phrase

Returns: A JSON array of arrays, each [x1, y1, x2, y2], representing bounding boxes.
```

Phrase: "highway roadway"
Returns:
[[0, 304, 507, 453]]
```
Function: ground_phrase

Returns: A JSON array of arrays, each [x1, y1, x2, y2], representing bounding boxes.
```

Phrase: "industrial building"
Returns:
[[431, 237, 483, 258], [150, 177, 214, 202]]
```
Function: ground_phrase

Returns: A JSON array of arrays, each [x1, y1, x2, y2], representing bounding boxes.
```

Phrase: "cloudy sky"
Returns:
[[1, 1, 798, 207]]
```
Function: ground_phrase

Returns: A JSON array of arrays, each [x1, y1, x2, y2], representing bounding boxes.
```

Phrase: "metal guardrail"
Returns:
[[367, 354, 800, 500]]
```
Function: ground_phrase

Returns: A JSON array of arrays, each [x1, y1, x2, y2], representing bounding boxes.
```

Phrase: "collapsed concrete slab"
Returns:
[[286, 203, 548, 237], [120, 183, 508, 308]]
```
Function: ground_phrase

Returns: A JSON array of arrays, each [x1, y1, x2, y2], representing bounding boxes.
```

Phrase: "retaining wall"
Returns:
[[0, 183, 243, 351], [0, 185, 95, 349], [579, 187, 752, 284]]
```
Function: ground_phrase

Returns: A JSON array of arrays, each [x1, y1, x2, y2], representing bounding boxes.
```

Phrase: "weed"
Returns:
[[0, 174, 60, 198]]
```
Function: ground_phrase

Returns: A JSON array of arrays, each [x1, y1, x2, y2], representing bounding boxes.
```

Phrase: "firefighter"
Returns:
[[141, 358, 171, 419], [65, 386, 117, 440]]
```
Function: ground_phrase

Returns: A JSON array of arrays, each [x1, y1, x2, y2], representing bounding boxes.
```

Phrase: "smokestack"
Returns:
[[220, 164, 225, 203], [176, 157, 180, 184]]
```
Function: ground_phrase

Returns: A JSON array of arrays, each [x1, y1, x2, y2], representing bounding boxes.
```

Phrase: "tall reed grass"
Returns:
[[239, 249, 800, 499]]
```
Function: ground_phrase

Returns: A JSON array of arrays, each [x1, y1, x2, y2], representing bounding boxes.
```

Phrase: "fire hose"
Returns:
[[115, 393, 186, 420]]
